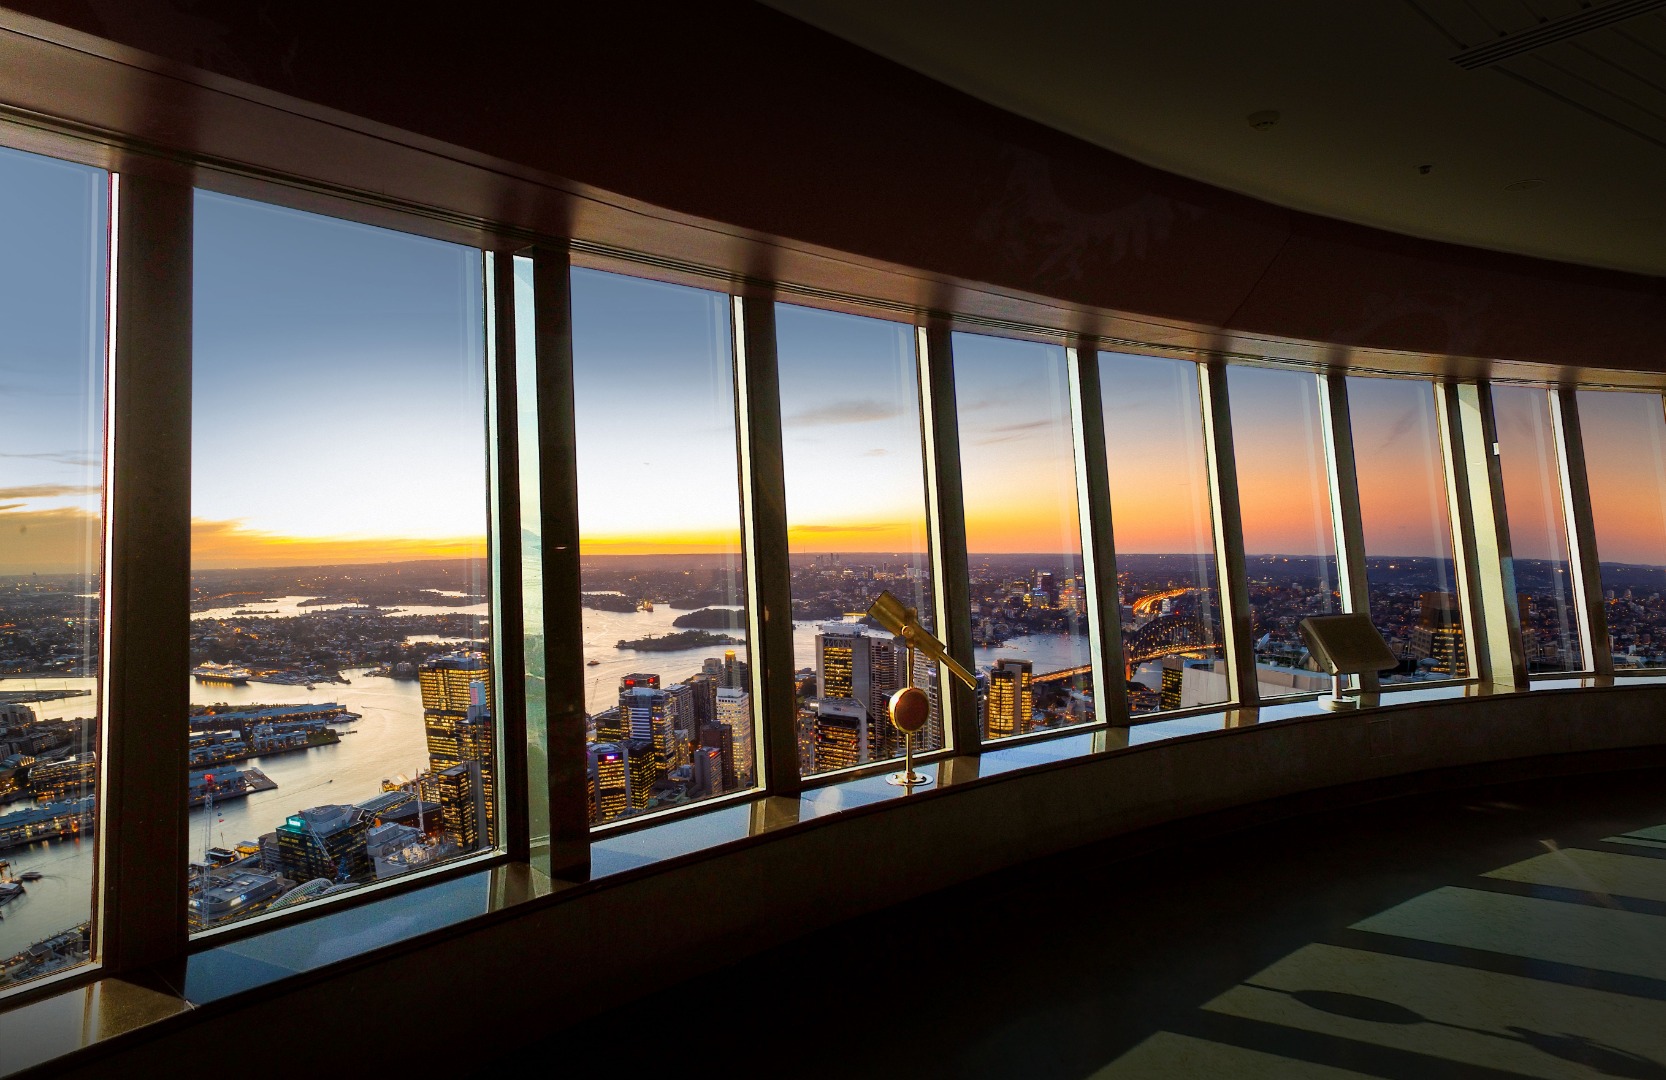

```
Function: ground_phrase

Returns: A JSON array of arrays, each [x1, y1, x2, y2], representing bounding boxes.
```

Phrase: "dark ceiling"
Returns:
[[763, 0, 1666, 278]]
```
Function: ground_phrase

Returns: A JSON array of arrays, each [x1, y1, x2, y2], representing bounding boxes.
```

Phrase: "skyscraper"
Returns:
[[1407, 592, 1468, 677], [589, 742, 628, 824], [986, 659, 1034, 739], [715, 686, 752, 788], [433, 760, 486, 852], [420, 653, 496, 845], [619, 685, 677, 780], [813, 698, 866, 772], [275, 804, 370, 884]]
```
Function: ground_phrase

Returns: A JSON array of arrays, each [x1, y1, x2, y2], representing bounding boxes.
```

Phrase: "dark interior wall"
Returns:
[[8, 0, 1664, 369]]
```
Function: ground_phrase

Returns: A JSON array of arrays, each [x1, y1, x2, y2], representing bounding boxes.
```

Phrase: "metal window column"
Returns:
[[919, 325, 979, 752], [1069, 346, 1130, 727], [1318, 370, 1377, 692], [1552, 387, 1613, 675], [486, 251, 530, 862], [530, 245, 590, 879], [734, 295, 802, 796], [1452, 381, 1529, 687], [1433, 382, 1484, 681], [1199, 360, 1258, 710], [101, 170, 192, 972]]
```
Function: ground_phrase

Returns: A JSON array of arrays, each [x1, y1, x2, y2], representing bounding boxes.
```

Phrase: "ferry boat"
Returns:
[[638, 598, 654, 612], [19, 871, 42, 882], [0, 861, 23, 907], [191, 663, 252, 686], [587, 659, 601, 667]]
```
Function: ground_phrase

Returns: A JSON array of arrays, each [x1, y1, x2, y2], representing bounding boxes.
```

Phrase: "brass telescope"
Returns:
[[866, 590, 977, 689]]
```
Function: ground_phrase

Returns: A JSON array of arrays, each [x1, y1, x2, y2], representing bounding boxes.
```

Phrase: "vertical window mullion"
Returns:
[[1552, 387, 1612, 675], [530, 244, 589, 879], [1068, 345, 1129, 728], [1434, 381, 1483, 682], [486, 250, 531, 862], [919, 325, 979, 753], [1199, 360, 1258, 711], [733, 295, 801, 797], [101, 171, 193, 970], [1453, 381, 1530, 686], [1318, 370, 1376, 691]]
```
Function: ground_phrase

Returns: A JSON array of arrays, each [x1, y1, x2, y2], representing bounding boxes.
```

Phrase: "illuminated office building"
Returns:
[[1407, 592, 1469, 677], [623, 739, 656, 812], [619, 685, 677, 781], [589, 742, 628, 824], [274, 805, 371, 885], [433, 760, 486, 852], [421, 654, 497, 845], [699, 722, 736, 792], [714, 687, 753, 788], [986, 659, 1034, 740], [812, 698, 866, 772]]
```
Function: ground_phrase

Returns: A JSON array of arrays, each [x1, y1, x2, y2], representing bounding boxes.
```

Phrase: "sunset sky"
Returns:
[[4, 147, 1664, 579], [0, 147, 107, 577], [191, 191, 489, 569]]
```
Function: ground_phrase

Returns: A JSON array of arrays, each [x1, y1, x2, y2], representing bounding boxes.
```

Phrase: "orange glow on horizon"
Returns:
[[191, 518, 485, 569]]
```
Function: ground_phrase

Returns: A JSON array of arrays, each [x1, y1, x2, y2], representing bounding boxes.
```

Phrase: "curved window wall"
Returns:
[[9, 123, 1666, 1005]]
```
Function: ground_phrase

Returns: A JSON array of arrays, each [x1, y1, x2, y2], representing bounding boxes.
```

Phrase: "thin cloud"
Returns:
[[0, 483, 100, 499], [788, 399, 902, 427], [0, 452, 99, 467], [790, 523, 896, 534], [861, 448, 889, 458], [975, 419, 1052, 445]]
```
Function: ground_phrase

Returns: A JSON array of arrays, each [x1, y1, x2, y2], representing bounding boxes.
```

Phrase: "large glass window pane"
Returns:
[[189, 192, 492, 933], [953, 333, 1092, 740], [0, 147, 107, 990], [1576, 390, 1666, 669], [1492, 385, 1584, 673], [1348, 377, 1466, 682], [1227, 366, 1338, 698], [776, 305, 938, 778], [569, 268, 755, 825], [1102, 354, 1227, 714]]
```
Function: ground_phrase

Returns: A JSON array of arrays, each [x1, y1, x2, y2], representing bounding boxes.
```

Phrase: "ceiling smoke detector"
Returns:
[[1247, 110, 1280, 131]]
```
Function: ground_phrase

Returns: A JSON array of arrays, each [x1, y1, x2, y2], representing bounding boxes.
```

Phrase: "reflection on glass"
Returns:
[[188, 191, 492, 934], [1227, 366, 1338, 698], [1492, 385, 1584, 673], [1103, 354, 1227, 714], [513, 257, 550, 846], [0, 147, 108, 990], [570, 269, 755, 824], [1576, 390, 1666, 669], [953, 333, 1092, 739], [776, 305, 937, 777], [1348, 377, 1465, 683]]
